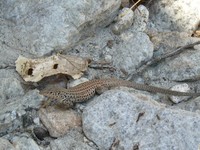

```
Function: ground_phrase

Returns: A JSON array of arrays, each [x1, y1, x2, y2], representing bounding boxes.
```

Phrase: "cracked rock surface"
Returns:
[[1, 0, 200, 149]]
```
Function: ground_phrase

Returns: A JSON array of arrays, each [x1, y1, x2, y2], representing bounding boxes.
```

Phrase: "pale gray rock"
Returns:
[[150, 31, 192, 52], [112, 8, 134, 35], [0, 0, 121, 67], [50, 130, 96, 150], [0, 77, 24, 135], [112, 5, 149, 34], [144, 32, 200, 82], [113, 31, 153, 74], [0, 90, 43, 136], [132, 5, 149, 32], [0, 69, 19, 79], [145, 42, 200, 82], [69, 27, 115, 62], [104, 54, 112, 63], [0, 138, 15, 150], [0, 78, 24, 101], [82, 90, 200, 150], [149, 0, 200, 33], [67, 77, 89, 88], [0, 90, 42, 114], [11, 135, 40, 150], [70, 28, 153, 77], [39, 107, 82, 137], [169, 83, 190, 103], [171, 96, 200, 113]]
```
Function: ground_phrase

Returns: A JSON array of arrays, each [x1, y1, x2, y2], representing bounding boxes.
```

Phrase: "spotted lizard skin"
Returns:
[[40, 78, 200, 108]]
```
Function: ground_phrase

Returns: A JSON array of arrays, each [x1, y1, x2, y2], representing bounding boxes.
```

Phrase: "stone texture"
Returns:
[[112, 5, 149, 35], [150, 31, 193, 52], [169, 83, 190, 103], [1, 1, 200, 149], [171, 96, 200, 113], [144, 32, 200, 82], [132, 5, 149, 32], [0, 138, 15, 150], [0, 90, 43, 136], [67, 77, 89, 88], [147, 48, 200, 81], [82, 90, 200, 150], [69, 27, 153, 77], [149, 0, 200, 33], [50, 130, 96, 150], [121, 0, 129, 7], [0, 0, 121, 67], [112, 8, 134, 35], [0, 78, 24, 101], [39, 107, 82, 137], [113, 31, 153, 74], [12, 135, 41, 150], [0, 69, 19, 79]]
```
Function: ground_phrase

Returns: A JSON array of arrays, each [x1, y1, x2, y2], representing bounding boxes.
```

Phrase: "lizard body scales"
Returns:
[[40, 78, 200, 108]]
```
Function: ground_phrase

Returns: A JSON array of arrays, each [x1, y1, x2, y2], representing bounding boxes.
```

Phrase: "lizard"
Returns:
[[40, 78, 200, 108]]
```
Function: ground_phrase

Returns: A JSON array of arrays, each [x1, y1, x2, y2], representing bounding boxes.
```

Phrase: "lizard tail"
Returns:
[[113, 79, 200, 96]]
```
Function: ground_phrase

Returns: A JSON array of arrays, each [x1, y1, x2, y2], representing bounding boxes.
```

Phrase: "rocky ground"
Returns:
[[1, 0, 200, 150]]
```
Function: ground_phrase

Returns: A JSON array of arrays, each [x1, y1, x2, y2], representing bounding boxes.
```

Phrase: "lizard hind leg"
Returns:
[[41, 98, 58, 108], [95, 86, 110, 95], [58, 99, 74, 109], [41, 98, 74, 109]]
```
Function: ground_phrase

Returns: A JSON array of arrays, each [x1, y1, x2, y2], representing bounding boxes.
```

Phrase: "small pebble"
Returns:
[[169, 83, 190, 103]]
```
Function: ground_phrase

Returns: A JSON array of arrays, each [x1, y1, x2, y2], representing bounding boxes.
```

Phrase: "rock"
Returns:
[[12, 135, 41, 150], [33, 127, 49, 141], [144, 32, 200, 82], [69, 25, 153, 77], [149, 0, 200, 33], [22, 113, 34, 128], [121, 0, 130, 8], [33, 117, 40, 125], [132, 5, 149, 32], [112, 8, 134, 35], [69, 27, 115, 62], [1, 0, 121, 67], [0, 69, 19, 79], [150, 31, 192, 52], [2, 1, 200, 149], [0, 90, 43, 136], [0, 90, 42, 115], [112, 5, 149, 34], [113, 31, 153, 74], [82, 90, 200, 150], [104, 54, 112, 63], [0, 78, 24, 101], [171, 96, 200, 113], [67, 78, 89, 88], [50, 130, 96, 150], [169, 83, 190, 103], [39, 107, 82, 137], [0, 138, 15, 150], [145, 42, 200, 81]]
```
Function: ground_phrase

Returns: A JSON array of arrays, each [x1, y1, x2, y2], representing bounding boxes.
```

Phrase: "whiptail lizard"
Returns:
[[40, 78, 200, 108]]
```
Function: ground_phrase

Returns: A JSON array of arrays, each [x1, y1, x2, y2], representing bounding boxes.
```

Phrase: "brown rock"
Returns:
[[39, 107, 82, 137]]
